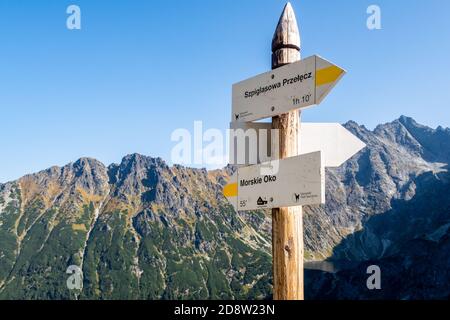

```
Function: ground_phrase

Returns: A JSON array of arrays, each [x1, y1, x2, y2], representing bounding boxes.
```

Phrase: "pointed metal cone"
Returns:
[[272, 2, 300, 53]]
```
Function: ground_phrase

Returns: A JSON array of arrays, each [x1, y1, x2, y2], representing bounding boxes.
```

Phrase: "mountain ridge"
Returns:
[[0, 115, 449, 299], [1, 115, 448, 185]]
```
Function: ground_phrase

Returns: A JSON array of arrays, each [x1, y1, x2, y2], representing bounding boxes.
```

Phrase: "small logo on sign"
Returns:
[[235, 114, 240, 120], [257, 197, 268, 206], [293, 193, 301, 203]]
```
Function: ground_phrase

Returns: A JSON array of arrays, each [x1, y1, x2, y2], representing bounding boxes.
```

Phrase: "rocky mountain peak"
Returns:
[[107, 153, 167, 200], [397, 116, 450, 163], [70, 157, 109, 194], [398, 115, 417, 126]]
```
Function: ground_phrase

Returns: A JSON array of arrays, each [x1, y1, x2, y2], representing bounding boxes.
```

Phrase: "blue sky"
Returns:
[[1, 0, 449, 182]]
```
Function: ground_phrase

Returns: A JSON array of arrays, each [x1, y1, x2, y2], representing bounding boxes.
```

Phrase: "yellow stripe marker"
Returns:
[[316, 65, 344, 87], [223, 183, 238, 197]]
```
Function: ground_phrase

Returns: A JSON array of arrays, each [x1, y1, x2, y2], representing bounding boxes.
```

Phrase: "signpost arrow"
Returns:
[[229, 122, 365, 168], [300, 123, 366, 168], [223, 152, 325, 212], [232, 55, 345, 123]]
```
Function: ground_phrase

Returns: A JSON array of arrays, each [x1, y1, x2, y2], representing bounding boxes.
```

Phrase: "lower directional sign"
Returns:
[[224, 152, 324, 211]]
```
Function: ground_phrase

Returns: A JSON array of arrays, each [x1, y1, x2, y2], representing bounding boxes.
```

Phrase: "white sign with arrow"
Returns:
[[300, 123, 365, 168], [229, 122, 365, 168], [224, 151, 325, 212], [232, 55, 346, 123]]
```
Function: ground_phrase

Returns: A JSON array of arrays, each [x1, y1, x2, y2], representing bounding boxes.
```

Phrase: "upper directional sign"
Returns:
[[232, 55, 345, 123], [224, 152, 325, 212]]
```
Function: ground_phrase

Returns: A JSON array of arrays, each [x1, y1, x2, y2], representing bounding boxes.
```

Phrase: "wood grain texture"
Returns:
[[271, 2, 304, 301]]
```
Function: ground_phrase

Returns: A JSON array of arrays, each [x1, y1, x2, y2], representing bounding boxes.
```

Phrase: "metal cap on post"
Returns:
[[271, 2, 304, 300]]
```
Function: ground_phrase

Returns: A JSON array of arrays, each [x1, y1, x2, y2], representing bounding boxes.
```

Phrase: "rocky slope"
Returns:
[[0, 156, 271, 299], [303, 116, 449, 261], [0, 116, 449, 300], [304, 116, 450, 300]]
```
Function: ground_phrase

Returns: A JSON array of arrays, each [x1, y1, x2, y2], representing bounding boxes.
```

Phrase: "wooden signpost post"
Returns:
[[223, 2, 365, 300], [271, 2, 304, 300]]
